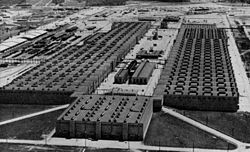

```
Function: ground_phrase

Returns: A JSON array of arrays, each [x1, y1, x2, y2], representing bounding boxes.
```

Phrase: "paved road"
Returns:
[[225, 14, 250, 112], [45, 0, 52, 6], [0, 138, 241, 152], [0, 104, 69, 126]]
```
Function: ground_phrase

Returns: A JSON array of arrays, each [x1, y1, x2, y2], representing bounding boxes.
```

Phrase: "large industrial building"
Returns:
[[114, 61, 155, 85], [130, 61, 155, 85], [0, 3, 243, 142], [86, 0, 127, 6], [114, 60, 137, 84], [52, 0, 65, 5], [139, 0, 190, 2], [154, 24, 239, 112], [56, 95, 153, 141], [0, 22, 151, 104]]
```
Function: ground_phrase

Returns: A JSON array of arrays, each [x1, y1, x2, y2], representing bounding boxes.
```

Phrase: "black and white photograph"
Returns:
[[0, 0, 250, 151]]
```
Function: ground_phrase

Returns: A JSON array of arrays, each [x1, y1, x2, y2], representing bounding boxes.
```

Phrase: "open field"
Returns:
[[177, 110, 250, 143], [144, 111, 236, 150], [0, 109, 64, 140], [0, 104, 56, 122]]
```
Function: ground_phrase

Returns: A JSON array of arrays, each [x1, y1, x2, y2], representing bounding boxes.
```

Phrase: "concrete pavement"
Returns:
[[225, 14, 250, 112], [0, 104, 69, 126], [0, 138, 240, 152]]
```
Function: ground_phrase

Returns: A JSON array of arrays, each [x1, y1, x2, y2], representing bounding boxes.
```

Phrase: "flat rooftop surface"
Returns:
[[2, 22, 148, 93], [159, 24, 238, 97], [58, 95, 151, 124], [96, 64, 163, 96]]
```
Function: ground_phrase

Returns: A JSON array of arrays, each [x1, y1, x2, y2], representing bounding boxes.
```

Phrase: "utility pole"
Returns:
[[193, 141, 195, 152], [232, 128, 235, 136], [45, 135, 47, 145], [85, 130, 87, 148], [206, 116, 208, 126], [158, 140, 160, 151]]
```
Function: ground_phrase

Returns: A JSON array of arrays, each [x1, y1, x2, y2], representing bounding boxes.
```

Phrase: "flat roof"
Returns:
[[3, 22, 149, 94], [156, 24, 238, 98], [5, 37, 27, 44], [1, 41, 18, 47], [58, 95, 151, 123], [139, 62, 155, 78], [31, 30, 47, 35], [0, 45, 9, 52], [21, 34, 37, 39], [20, 30, 47, 39], [0, 36, 27, 51], [133, 61, 155, 79]]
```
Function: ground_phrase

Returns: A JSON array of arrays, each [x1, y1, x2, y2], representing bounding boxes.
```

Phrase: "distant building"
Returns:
[[162, 0, 190, 1], [224, 0, 250, 3], [16, 3, 32, 9], [86, 0, 126, 6], [140, 0, 190, 2], [130, 61, 155, 85], [0, 22, 18, 30], [52, 0, 65, 5], [0, 23, 19, 41]]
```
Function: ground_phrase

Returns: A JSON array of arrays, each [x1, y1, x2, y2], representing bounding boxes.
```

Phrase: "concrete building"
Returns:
[[52, 0, 65, 5], [130, 61, 155, 85], [86, 0, 126, 6], [136, 49, 162, 59], [154, 24, 239, 112], [114, 69, 129, 84], [0, 22, 151, 104], [15, 3, 32, 9], [55, 95, 153, 141]]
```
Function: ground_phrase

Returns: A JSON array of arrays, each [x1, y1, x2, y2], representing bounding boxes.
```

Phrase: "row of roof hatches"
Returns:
[[0, 29, 47, 52]]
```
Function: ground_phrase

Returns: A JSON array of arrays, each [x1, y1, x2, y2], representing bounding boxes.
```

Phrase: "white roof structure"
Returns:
[[0, 25, 47, 53], [21, 34, 37, 39], [1, 41, 19, 47], [0, 41, 17, 53], [5, 37, 27, 44], [20, 30, 47, 39], [31, 30, 47, 35], [0, 45, 9, 52]]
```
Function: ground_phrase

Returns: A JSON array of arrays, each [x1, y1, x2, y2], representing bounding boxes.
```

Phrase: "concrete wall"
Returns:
[[86, 0, 126, 6], [163, 94, 239, 112], [0, 90, 74, 105], [56, 120, 145, 141]]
